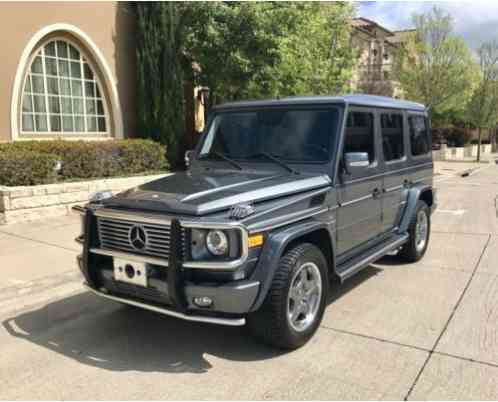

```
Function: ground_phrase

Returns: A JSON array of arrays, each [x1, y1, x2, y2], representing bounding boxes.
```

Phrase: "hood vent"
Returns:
[[229, 204, 255, 220]]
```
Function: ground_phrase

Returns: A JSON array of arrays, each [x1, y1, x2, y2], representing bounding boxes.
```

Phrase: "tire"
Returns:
[[247, 243, 329, 350], [399, 200, 431, 262]]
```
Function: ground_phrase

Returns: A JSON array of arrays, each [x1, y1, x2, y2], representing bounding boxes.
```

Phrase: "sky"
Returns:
[[356, 1, 498, 49]]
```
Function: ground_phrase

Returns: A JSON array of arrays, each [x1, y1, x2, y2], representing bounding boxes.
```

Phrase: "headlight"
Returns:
[[189, 228, 241, 261], [206, 230, 229, 256], [184, 225, 251, 269]]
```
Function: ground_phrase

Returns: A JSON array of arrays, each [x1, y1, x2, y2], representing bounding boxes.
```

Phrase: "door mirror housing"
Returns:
[[343, 152, 370, 174], [185, 150, 195, 168]]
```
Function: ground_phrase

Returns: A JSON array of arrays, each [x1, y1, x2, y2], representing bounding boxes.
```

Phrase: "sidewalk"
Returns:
[[0, 213, 82, 314]]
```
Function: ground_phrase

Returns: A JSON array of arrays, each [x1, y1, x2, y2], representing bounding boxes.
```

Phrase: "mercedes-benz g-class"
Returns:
[[75, 95, 436, 349]]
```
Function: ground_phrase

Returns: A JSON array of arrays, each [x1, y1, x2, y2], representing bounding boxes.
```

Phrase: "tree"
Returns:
[[184, 2, 355, 103], [393, 7, 478, 121], [263, 2, 355, 98], [134, 2, 356, 164], [466, 41, 498, 161], [135, 2, 186, 166]]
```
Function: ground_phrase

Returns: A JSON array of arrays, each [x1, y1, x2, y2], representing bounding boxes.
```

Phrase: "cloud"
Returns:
[[356, 1, 498, 49]]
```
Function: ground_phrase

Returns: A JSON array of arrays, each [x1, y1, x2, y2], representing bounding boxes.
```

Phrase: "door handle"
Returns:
[[372, 188, 381, 198]]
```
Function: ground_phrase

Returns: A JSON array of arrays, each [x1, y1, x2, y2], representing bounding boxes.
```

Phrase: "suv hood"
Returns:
[[102, 170, 331, 216]]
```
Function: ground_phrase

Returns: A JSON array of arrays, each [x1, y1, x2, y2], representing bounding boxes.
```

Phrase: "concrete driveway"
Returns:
[[0, 161, 497, 400]]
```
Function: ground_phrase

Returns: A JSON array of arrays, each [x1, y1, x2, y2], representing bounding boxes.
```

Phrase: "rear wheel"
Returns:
[[247, 243, 328, 349], [400, 200, 430, 262]]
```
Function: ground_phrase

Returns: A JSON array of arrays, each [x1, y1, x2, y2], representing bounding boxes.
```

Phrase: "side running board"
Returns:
[[336, 234, 409, 282]]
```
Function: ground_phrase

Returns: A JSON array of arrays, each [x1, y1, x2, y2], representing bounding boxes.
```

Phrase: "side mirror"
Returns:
[[185, 150, 195, 168], [344, 152, 370, 174]]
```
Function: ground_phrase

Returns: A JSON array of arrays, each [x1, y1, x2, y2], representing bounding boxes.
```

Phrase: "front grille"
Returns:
[[97, 217, 179, 260], [114, 281, 165, 300]]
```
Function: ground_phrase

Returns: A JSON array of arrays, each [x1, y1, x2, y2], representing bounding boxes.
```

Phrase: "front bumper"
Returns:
[[84, 284, 248, 326], [77, 254, 260, 326]]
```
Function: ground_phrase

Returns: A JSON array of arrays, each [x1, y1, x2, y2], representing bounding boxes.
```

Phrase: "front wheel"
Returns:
[[400, 200, 431, 262], [247, 243, 329, 349]]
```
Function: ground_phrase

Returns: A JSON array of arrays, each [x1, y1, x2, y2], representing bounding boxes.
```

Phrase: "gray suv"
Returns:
[[75, 95, 436, 349]]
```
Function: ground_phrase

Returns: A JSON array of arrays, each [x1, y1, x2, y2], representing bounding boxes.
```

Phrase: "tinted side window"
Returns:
[[381, 113, 404, 161], [344, 112, 375, 163], [409, 115, 430, 156]]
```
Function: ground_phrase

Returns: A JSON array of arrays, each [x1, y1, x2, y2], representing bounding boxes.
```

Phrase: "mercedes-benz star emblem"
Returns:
[[129, 225, 147, 250]]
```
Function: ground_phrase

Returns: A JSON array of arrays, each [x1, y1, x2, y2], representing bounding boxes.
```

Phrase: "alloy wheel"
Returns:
[[287, 262, 322, 332], [415, 209, 428, 253]]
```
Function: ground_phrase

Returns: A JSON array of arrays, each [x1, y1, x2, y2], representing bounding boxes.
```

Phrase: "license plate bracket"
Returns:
[[113, 258, 148, 287]]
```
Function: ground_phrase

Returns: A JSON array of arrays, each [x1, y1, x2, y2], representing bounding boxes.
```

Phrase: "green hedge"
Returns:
[[0, 151, 59, 186], [0, 139, 168, 186], [432, 127, 472, 147]]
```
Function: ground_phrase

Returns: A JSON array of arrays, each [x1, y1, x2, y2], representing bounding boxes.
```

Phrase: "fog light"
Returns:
[[193, 296, 213, 307]]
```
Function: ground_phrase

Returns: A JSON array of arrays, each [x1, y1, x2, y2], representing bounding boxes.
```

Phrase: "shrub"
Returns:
[[433, 127, 472, 147], [0, 150, 58, 186], [0, 139, 168, 186], [446, 127, 472, 147]]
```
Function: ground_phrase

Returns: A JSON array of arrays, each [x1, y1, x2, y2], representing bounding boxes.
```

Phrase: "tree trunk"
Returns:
[[477, 126, 482, 162], [492, 126, 498, 153]]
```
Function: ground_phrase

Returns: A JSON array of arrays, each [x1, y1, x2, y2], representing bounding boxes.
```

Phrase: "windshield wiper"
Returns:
[[198, 151, 243, 171], [250, 152, 300, 175]]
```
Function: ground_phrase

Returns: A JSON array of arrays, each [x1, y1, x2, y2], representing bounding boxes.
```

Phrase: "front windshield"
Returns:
[[198, 107, 342, 163]]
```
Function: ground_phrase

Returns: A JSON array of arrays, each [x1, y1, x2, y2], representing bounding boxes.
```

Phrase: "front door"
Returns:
[[336, 109, 383, 256]]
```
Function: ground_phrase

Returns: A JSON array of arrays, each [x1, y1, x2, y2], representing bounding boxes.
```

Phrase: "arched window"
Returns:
[[21, 38, 108, 135]]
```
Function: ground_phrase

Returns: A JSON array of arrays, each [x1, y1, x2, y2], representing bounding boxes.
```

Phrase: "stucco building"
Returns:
[[350, 17, 415, 97], [0, 2, 138, 143]]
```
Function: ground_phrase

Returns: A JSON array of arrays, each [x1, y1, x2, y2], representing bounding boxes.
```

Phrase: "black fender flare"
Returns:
[[248, 219, 335, 312], [398, 184, 434, 233]]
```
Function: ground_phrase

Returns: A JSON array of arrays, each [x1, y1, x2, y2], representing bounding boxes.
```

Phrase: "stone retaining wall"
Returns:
[[0, 173, 168, 225], [433, 144, 494, 161]]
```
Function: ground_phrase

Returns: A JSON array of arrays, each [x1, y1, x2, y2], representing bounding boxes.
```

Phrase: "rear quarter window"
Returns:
[[408, 115, 430, 156]]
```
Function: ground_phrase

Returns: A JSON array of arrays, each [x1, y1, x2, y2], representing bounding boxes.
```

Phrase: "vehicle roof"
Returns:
[[213, 94, 426, 112]]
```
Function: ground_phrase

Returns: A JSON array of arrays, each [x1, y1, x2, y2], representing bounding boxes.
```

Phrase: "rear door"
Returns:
[[379, 109, 409, 233], [336, 108, 383, 256]]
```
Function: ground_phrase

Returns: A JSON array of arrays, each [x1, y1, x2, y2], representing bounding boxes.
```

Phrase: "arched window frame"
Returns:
[[20, 36, 110, 136], [10, 24, 124, 141]]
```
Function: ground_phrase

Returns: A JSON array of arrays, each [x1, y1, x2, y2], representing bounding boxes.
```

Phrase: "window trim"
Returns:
[[19, 36, 110, 136], [10, 23, 124, 141]]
